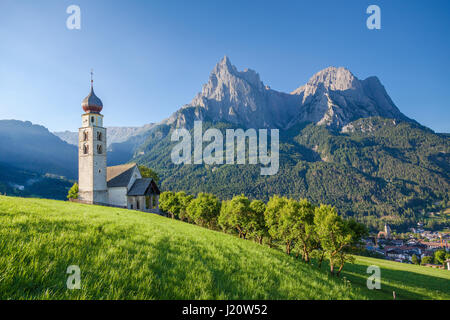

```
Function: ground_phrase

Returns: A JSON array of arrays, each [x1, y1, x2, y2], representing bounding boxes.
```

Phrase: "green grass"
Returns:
[[0, 196, 449, 300], [340, 256, 450, 300]]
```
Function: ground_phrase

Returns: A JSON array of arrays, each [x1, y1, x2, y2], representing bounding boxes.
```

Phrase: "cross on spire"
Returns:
[[90, 69, 94, 88]]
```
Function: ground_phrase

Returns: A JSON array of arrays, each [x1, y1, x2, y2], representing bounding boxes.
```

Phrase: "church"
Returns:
[[76, 75, 160, 212]]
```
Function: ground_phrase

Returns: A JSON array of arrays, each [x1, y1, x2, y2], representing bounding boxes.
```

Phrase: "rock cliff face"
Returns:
[[166, 56, 301, 129], [290, 67, 409, 128], [166, 57, 411, 129]]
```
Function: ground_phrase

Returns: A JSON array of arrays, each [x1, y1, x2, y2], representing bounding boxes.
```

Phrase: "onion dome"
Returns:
[[82, 71, 103, 113]]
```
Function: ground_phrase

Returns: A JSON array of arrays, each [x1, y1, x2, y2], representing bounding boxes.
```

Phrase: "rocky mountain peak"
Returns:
[[167, 57, 411, 130], [308, 66, 359, 90], [208, 56, 264, 90], [212, 55, 237, 75], [292, 66, 360, 97]]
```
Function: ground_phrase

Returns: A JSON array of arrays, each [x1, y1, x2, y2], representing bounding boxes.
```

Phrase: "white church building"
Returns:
[[76, 75, 160, 212]]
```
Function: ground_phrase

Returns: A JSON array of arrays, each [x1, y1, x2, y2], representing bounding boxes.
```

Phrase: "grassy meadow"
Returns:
[[0, 196, 449, 300]]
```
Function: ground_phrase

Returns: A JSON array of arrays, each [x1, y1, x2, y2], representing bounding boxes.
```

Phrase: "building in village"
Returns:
[[76, 74, 160, 212], [377, 224, 392, 240]]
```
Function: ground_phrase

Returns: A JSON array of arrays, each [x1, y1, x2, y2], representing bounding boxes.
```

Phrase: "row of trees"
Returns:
[[159, 192, 368, 276], [412, 250, 450, 267]]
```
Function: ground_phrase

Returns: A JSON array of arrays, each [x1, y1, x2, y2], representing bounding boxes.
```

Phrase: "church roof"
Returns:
[[82, 85, 103, 114], [107, 163, 137, 188], [127, 178, 160, 196]]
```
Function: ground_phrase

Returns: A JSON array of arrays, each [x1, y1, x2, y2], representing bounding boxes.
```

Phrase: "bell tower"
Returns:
[[78, 71, 108, 204]]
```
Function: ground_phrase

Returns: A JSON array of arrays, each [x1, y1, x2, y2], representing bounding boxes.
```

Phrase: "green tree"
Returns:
[[186, 193, 221, 228], [218, 200, 234, 233], [346, 219, 368, 248], [291, 199, 317, 263], [421, 256, 434, 265], [434, 250, 447, 267], [159, 191, 179, 219], [67, 183, 79, 200], [411, 254, 420, 265], [138, 165, 160, 183], [218, 195, 252, 239], [264, 196, 293, 254], [277, 198, 301, 256], [177, 191, 194, 222], [314, 204, 352, 276], [248, 200, 267, 244], [331, 219, 367, 273]]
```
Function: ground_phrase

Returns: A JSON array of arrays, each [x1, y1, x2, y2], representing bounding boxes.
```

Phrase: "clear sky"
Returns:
[[0, 0, 449, 133]]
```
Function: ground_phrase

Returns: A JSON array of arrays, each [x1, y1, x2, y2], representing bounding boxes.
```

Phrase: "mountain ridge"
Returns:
[[165, 57, 412, 130]]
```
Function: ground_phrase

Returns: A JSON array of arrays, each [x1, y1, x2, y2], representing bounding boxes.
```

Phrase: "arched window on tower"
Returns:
[[97, 144, 103, 154], [97, 131, 102, 141], [83, 131, 88, 141], [83, 144, 89, 155]]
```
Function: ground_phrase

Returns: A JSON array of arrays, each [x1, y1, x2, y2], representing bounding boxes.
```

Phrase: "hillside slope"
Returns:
[[134, 118, 449, 231], [0, 163, 73, 200], [1, 196, 449, 300]]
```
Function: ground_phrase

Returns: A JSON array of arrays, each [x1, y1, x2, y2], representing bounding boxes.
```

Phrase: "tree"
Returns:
[[434, 250, 447, 267], [421, 256, 433, 265], [67, 183, 79, 200], [314, 204, 352, 276], [218, 195, 252, 239], [276, 198, 301, 256], [218, 200, 234, 233], [186, 193, 221, 228], [265, 196, 292, 253], [138, 165, 160, 183], [291, 199, 317, 263], [159, 191, 179, 219], [411, 254, 420, 265], [248, 200, 267, 244], [177, 192, 194, 222], [329, 219, 366, 273]]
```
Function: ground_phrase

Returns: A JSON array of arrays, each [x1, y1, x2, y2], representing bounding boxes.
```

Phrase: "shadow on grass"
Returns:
[[319, 259, 450, 300]]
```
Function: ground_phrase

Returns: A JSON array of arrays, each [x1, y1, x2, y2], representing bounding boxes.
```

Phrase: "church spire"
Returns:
[[82, 69, 103, 114]]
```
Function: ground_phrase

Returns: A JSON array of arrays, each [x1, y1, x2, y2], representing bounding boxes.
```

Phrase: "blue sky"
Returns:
[[0, 0, 449, 132]]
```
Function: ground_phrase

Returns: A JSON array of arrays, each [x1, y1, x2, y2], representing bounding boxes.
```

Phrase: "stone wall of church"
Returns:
[[108, 187, 128, 207]]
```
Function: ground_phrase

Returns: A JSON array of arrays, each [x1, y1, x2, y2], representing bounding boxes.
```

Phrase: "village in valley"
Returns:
[[363, 223, 450, 270]]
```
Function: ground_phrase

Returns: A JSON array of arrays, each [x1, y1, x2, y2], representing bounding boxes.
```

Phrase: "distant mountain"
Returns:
[[52, 131, 78, 146], [54, 123, 156, 147], [0, 120, 158, 198], [289, 67, 412, 128], [0, 120, 77, 179], [0, 162, 73, 200], [165, 56, 412, 130]]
